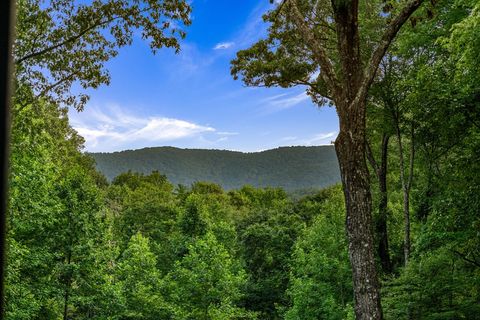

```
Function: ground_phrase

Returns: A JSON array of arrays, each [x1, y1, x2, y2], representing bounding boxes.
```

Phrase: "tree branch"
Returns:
[[354, 0, 425, 107], [366, 139, 379, 176], [273, 0, 288, 20], [16, 19, 106, 64], [15, 5, 156, 65], [406, 122, 415, 192], [453, 250, 480, 268], [36, 71, 80, 99], [16, 4, 163, 65], [287, 0, 341, 98]]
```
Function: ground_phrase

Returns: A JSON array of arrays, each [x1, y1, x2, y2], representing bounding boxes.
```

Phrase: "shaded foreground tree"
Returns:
[[231, 1, 426, 318]]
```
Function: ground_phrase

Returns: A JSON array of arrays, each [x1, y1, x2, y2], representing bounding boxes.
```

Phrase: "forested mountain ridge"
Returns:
[[90, 146, 341, 190]]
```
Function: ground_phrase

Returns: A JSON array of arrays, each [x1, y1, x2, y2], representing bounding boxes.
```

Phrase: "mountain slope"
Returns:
[[90, 146, 341, 190]]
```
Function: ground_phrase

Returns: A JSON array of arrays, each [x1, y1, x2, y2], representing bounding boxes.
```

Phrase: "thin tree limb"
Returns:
[[453, 250, 480, 268], [366, 139, 379, 176], [16, 5, 153, 65], [354, 0, 425, 108], [406, 122, 415, 192], [16, 19, 106, 64], [287, 0, 341, 98], [36, 70, 80, 99]]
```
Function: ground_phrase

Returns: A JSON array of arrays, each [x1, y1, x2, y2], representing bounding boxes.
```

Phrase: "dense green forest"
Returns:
[[90, 146, 341, 190], [5, 0, 480, 319]]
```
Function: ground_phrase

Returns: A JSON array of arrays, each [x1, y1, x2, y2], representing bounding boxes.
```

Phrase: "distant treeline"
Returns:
[[90, 146, 341, 190]]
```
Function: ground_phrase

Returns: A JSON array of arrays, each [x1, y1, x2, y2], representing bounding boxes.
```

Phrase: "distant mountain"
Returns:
[[90, 146, 341, 190]]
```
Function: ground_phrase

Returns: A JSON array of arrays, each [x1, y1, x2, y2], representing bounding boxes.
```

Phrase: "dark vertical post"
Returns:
[[0, 0, 16, 316]]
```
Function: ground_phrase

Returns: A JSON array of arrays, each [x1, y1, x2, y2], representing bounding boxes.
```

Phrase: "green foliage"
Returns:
[[236, 195, 304, 319], [178, 194, 209, 238], [191, 181, 225, 195], [113, 173, 175, 241], [373, 2, 480, 319], [442, 0, 480, 91], [117, 233, 167, 319], [285, 187, 353, 320], [383, 128, 480, 319], [161, 232, 255, 319], [6, 97, 109, 319], [383, 249, 480, 320]]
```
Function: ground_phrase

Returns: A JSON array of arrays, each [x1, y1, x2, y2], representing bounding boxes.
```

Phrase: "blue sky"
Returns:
[[69, 0, 339, 152]]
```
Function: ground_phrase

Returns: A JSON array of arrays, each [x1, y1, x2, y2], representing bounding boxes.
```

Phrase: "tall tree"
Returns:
[[231, 1, 426, 318], [367, 54, 413, 269], [366, 86, 394, 273], [6, 95, 108, 318]]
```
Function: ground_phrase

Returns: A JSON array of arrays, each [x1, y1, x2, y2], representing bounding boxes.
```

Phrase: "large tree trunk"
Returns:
[[335, 100, 383, 320]]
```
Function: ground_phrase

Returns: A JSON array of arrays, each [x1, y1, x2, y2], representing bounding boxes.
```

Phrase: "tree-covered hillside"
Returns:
[[90, 146, 341, 190]]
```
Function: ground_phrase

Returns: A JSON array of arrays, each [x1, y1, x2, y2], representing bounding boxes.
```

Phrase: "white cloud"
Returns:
[[260, 93, 290, 102], [261, 92, 311, 114], [279, 132, 338, 146], [303, 132, 337, 145], [132, 118, 214, 141], [217, 131, 239, 136], [280, 136, 298, 141], [70, 104, 215, 152], [213, 42, 234, 50], [233, 2, 273, 48], [270, 92, 310, 109]]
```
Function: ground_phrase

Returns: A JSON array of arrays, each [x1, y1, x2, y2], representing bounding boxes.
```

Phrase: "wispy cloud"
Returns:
[[158, 1, 273, 85], [269, 92, 310, 109], [279, 131, 337, 146], [217, 131, 239, 136], [213, 42, 234, 50], [260, 92, 311, 114], [280, 136, 298, 141], [261, 93, 290, 102], [303, 132, 337, 145], [171, 43, 216, 77], [234, 2, 271, 48], [70, 104, 215, 152]]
